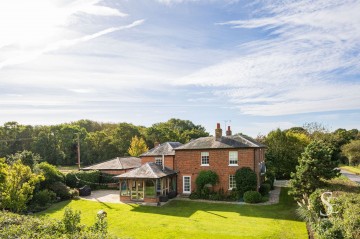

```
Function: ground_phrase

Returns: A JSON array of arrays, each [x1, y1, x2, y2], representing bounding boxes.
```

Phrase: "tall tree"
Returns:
[[265, 129, 309, 179], [128, 136, 149, 157], [342, 140, 360, 166], [289, 141, 339, 201], [7, 150, 42, 168]]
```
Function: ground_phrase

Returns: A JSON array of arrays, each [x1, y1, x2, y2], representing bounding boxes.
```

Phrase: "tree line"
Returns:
[[0, 119, 209, 166], [260, 123, 360, 179]]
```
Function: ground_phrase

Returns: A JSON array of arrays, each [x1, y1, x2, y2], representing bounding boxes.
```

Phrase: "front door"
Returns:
[[131, 180, 144, 201]]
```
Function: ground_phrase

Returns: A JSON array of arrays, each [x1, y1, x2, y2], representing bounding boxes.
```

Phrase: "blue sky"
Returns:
[[1, 0, 360, 137]]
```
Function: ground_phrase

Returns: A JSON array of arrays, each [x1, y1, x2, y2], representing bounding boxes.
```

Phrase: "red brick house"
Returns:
[[117, 123, 266, 203], [175, 123, 266, 196]]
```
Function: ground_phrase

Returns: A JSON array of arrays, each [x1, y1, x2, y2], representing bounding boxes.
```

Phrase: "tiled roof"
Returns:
[[82, 157, 141, 170], [114, 162, 177, 179], [140, 142, 183, 156], [175, 135, 266, 150]]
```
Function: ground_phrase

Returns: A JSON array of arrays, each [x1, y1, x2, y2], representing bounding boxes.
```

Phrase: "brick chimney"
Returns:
[[226, 126, 232, 136], [215, 123, 222, 141]]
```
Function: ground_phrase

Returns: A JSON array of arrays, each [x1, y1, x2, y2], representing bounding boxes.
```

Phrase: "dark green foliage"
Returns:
[[235, 167, 257, 197], [265, 129, 309, 179], [195, 170, 219, 198], [264, 168, 275, 189], [35, 162, 65, 189], [243, 191, 262, 203], [259, 183, 271, 196], [32, 189, 57, 206], [7, 150, 41, 168], [289, 140, 340, 201], [50, 182, 71, 200], [65, 170, 101, 189], [0, 119, 209, 166]]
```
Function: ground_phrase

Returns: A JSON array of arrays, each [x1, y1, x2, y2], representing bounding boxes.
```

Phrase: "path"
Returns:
[[341, 169, 360, 184]]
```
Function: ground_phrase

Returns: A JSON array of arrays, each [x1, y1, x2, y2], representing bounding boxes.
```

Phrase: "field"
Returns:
[[38, 188, 307, 239]]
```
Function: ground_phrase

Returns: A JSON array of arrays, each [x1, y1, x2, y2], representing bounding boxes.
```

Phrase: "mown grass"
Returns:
[[340, 165, 360, 175], [38, 188, 307, 239]]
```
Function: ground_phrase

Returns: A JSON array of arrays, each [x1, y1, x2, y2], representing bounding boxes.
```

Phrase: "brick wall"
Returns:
[[175, 148, 265, 195], [140, 155, 175, 169]]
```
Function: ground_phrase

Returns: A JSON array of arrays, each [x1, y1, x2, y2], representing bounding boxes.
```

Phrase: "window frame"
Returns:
[[229, 151, 238, 166], [183, 176, 191, 194], [229, 175, 236, 190], [201, 152, 209, 166], [155, 157, 163, 166]]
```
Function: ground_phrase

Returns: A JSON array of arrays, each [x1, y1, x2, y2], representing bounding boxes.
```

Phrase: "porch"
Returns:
[[115, 162, 177, 203]]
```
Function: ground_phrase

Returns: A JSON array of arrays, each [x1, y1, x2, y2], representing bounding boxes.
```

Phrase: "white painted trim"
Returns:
[[183, 176, 191, 194]]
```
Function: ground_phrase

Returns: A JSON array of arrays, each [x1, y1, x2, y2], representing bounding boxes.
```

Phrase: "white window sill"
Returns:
[[228, 188, 236, 191], [228, 164, 238, 166], [201, 164, 209, 166]]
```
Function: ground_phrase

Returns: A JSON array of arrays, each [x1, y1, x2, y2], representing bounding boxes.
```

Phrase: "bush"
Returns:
[[243, 191, 262, 203], [189, 192, 200, 200], [70, 188, 80, 198], [65, 170, 101, 190], [0, 210, 115, 239], [226, 189, 238, 201], [265, 170, 275, 189], [259, 183, 271, 196], [32, 189, 57, 206], [195, 170, 219, 192], [50, 182, 71, 200], [35, 162, 65, 189], [235, 167, 257, 197]]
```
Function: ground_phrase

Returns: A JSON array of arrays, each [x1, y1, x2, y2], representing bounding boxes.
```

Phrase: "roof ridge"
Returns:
[[117, 157, 124, 169]]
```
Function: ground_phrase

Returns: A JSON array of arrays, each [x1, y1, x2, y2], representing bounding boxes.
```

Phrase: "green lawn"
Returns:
[[340, 165, 360, 175], [38, 188, 307, 239]]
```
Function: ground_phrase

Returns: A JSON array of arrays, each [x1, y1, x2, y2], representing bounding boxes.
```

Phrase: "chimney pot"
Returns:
[[215, 123, 222, 141], [226, 126, 232, 136]]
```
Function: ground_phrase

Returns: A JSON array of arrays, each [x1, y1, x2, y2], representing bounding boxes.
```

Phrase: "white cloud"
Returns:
[[0, 0, 135, 69], [177, 0, 360, 116]]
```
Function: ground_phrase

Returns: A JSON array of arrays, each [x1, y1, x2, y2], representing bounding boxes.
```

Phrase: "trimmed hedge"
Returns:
[[243, 191, 262, 203], [65, 170, 101, 189]]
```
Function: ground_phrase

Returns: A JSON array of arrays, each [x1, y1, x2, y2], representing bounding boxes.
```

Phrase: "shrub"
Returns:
[[226, 189, 238, 201], [243, 191, 262, 203], [35, 162, 65, 189], [50, 182, 71, 200], [32, 189, 57, 206], [70, 188, 80, 199], [235, 167, 257, 197], [65, 170, 101, 190], [265, 170, 275, 189], [259, 183, 271, 196], [189, 192, 200, 200], [195, 171, 219, 191]]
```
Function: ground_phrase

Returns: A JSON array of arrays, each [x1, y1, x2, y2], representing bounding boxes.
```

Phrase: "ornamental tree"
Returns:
[[128, 135, 149, 157], [289, 140, 340, 201], [0, 160, 44, 212]]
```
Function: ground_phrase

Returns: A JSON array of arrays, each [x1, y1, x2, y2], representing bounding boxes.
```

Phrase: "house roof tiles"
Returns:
[[140, 142, 183, 156], [175, 135, 265, 150], [114, 162, 177, 179], [82, 157, 141, 171]]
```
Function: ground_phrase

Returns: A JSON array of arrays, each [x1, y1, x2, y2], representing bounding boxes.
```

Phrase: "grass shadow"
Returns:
[[130, 188, 303, 222]]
